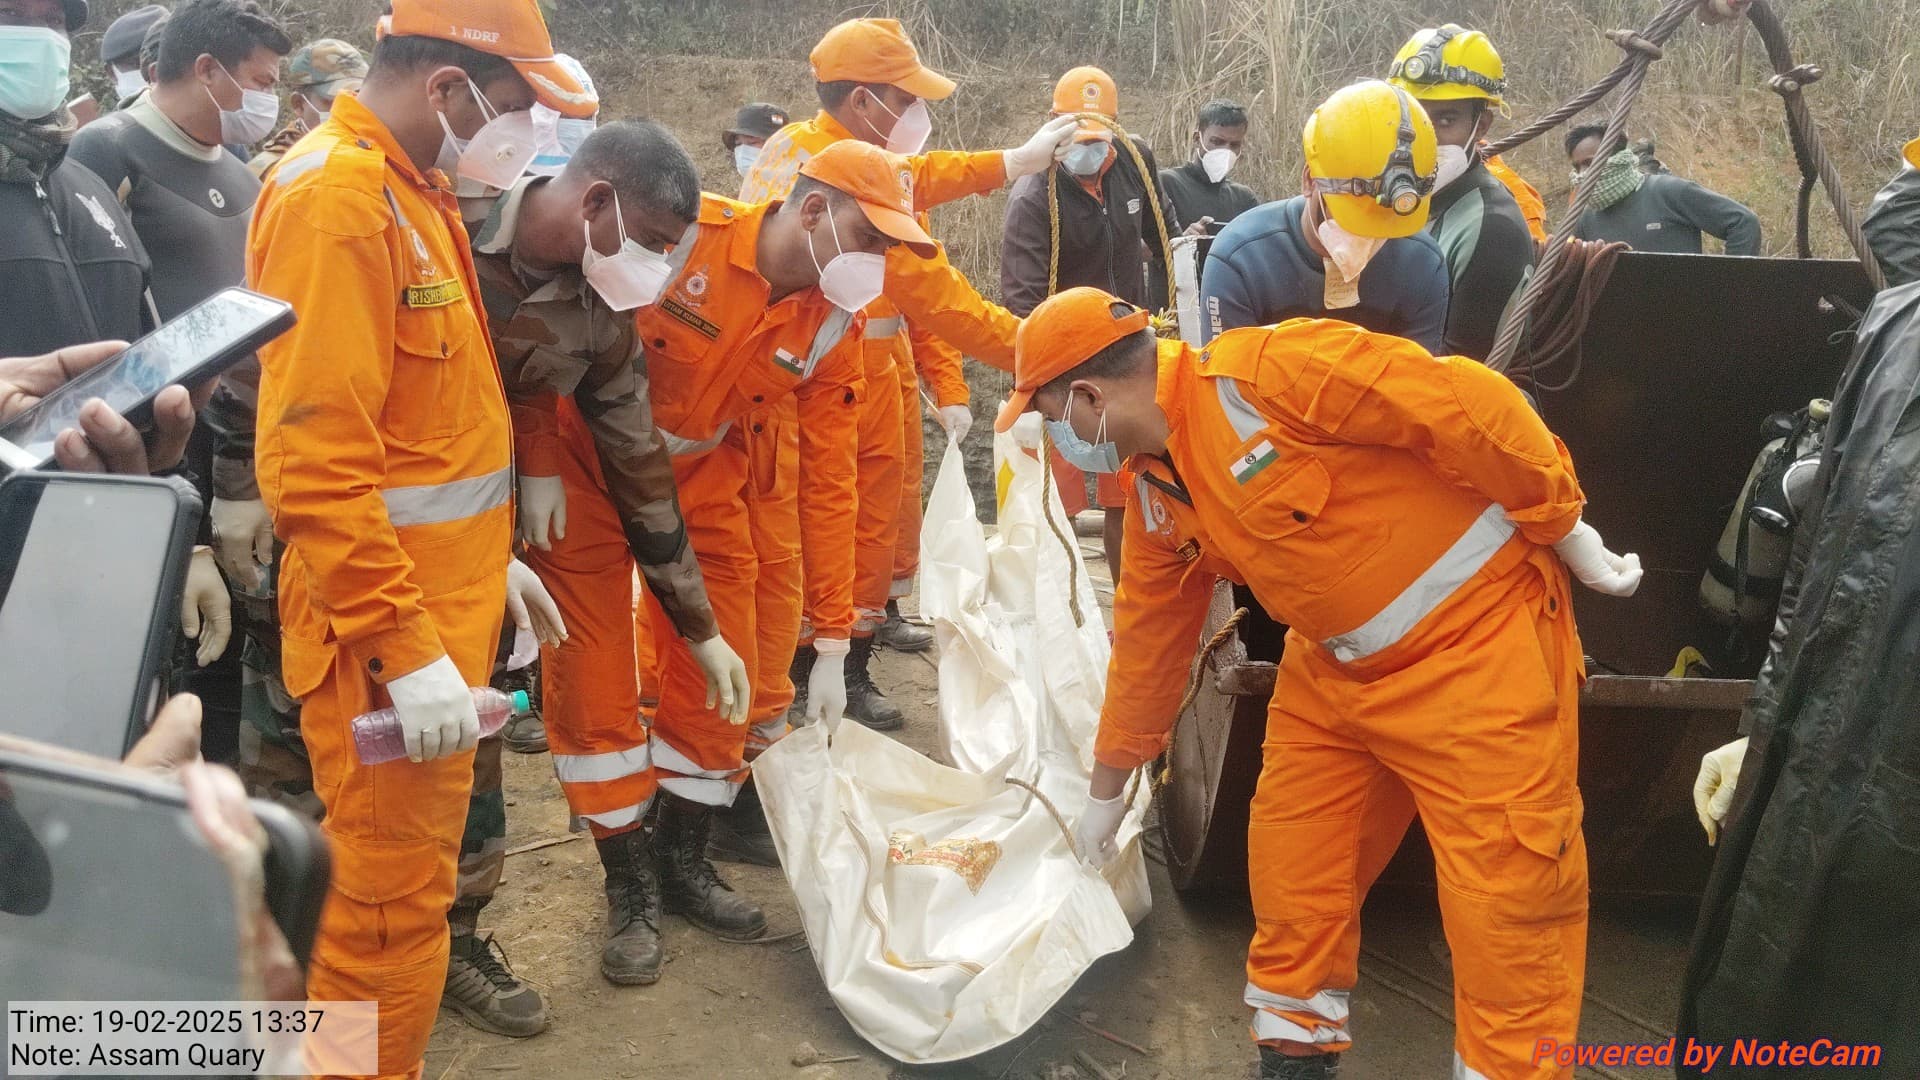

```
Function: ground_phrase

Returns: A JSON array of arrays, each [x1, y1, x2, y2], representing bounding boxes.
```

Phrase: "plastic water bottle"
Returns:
[[351, 688, 530, 764]]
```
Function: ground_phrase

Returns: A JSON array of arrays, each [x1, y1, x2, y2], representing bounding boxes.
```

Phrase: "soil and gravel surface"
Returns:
[[426, 546, 1696, 1080]]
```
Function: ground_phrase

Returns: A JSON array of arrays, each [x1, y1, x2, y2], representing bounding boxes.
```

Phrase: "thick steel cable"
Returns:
[[1486, 20, 1681, 373], [1482, 0, 1702, 159], [1745, 0, 1887, 289]]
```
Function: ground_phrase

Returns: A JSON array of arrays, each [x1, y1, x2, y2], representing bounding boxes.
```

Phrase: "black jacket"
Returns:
[[1157, 158, 1260, 234], [0, 154, 151, 356], [1678, 281, 1920, 1077], [999, 136, 1174, 316]]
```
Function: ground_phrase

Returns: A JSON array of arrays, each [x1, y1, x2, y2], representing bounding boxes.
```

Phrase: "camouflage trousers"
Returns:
[[234, 580, 513, 938]]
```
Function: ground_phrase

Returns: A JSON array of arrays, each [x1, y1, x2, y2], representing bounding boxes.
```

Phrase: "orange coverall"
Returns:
[[1486, 152, 1549, 244], [249, 95, 512, 1079], [1099, 323, 1589, 1080], [526, 194, 865, 825], [739, 112, 1015, 654]]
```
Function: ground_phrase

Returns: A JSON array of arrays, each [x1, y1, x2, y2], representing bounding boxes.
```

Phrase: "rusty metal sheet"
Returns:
[[1535, 253, 1871, 679]]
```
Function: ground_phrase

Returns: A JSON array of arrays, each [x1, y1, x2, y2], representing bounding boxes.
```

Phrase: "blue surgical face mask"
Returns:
[[1062, 139, 1109, 178], [0, 26, 72, 122], [1048, 391, 1122, 474]]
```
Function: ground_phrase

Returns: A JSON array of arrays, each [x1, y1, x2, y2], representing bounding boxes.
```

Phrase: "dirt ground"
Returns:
[[425, 543, 1699, 1080]]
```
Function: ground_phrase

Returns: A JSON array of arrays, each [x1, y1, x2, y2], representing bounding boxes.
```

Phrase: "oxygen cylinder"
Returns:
[[1700, 399, 1829, 627]]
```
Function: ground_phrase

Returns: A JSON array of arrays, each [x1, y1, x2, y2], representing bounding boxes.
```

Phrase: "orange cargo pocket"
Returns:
[[1495, 794, 1588, 929], [316, 831, 444, 956], [279, 635, 336, 701], [1240, 457, 1386, 594], [386, 303, 479, 442]]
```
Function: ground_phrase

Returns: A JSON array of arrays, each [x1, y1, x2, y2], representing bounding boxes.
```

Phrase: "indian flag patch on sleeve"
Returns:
[[771, 347, 803, 376], [1231, 440, 1279, 483]]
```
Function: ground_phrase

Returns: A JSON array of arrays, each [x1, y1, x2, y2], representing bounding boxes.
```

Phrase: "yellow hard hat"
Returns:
[[1302, 81, 1438, 239], [1388, 24, 1507, 108]]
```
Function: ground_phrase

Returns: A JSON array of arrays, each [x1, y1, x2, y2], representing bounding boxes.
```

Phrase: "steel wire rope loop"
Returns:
[[1123, 606, 1250, 809], [1485, 7, 1695, 374], [1746, 0, 1886, 289]]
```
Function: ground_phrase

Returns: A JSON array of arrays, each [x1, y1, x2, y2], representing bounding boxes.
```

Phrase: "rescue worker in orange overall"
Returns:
[[1008, 285, 1643, 1080], [738, 16, 1074, 740], [247, 0, 596, 1074], [521, 139, 976, 983]]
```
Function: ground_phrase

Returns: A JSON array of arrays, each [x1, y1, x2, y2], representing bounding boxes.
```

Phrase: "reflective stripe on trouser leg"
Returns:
[[891, 346, 924, 590], [850, 346, 905, 632], [527, 424, 657, 838], [1244, 656, 1403, 1054], [449, 734, 506, 937], [744, 405, 800, 732], [650, 440, 759, 806], [1334, 551, 1588, 1080], [297, 616, 492, 1079]]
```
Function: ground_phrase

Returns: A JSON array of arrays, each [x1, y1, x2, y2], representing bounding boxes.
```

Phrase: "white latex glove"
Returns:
[[181, 547, 232, 668], [517, 474, 567, 551], [1553, 519, 1643, 597], [505, 558, 568, 647], [807, 638, 850, 725], [384, 654, 479, 763], [938, 404, 973, 443], [688, 635, 752, 725], [1074, 790, 1126, 867], [209, 497, 274, 591], [1003, 116, 1081, 179], [1693, 737, 1749, 845]]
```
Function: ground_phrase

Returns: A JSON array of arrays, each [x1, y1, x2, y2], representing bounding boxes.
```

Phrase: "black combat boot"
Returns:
[[656, 794, 767, 941], [1257, 1046, 1340, 1080], [706, 776, 780, 868], [593, 826, 663, 985], [785, 645, 815, 726], [843, 634, 904, 731], [873, 598, 934, 652]]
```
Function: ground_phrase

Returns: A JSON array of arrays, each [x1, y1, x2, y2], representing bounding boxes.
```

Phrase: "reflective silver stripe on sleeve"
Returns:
[[659, 421, 730, 459], [380, 465, 511, 527], [1319, 502, 1515, 664], [1135, 474, 1152, 512], [863, 315, 904, 339], [803, 307, 857, 379], [270, 150, 327, 185], [381, 186, 409, 228], [1216, 377, 1267, 442]]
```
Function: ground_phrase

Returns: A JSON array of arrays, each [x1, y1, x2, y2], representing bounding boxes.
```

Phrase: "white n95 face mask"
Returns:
[[867, 90, 931, 156], [1433, 144, 1471, 193], [456, 107, 547, 190], [0, 27, 70, 121], [581, 191, 673, 312], [208, 62, 279, 145], [1200, 147, 1236, 183], [808, 209, 886, 313], [113, 65, 147, 104], [734, 142, 761, 177]]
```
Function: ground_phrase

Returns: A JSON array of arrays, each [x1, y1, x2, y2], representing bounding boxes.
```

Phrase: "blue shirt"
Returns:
[[1200, 196, 1449, 351]]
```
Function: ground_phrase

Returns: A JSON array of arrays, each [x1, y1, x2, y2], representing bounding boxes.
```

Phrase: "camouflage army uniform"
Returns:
[[471, 177, 717, 640], [247, 39, 367, 178]]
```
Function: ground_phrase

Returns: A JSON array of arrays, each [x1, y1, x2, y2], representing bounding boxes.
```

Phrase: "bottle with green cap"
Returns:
[[351, 687, 530, 764]]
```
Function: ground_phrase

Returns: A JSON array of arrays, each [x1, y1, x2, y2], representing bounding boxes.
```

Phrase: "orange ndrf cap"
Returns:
[[1052, 65, 1118, 119], [810, 18, 956, 102], [996, 287, 1151, 432], [380, 0, 598, 118], [799, 140, 937, 259]]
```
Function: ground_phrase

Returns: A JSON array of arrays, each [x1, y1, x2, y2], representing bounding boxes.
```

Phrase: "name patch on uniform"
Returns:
[[661, 296, 720, 339], [771, 348, 803, 376], [405, 280, 463, 308], [1231, 440, 1279, 484]]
